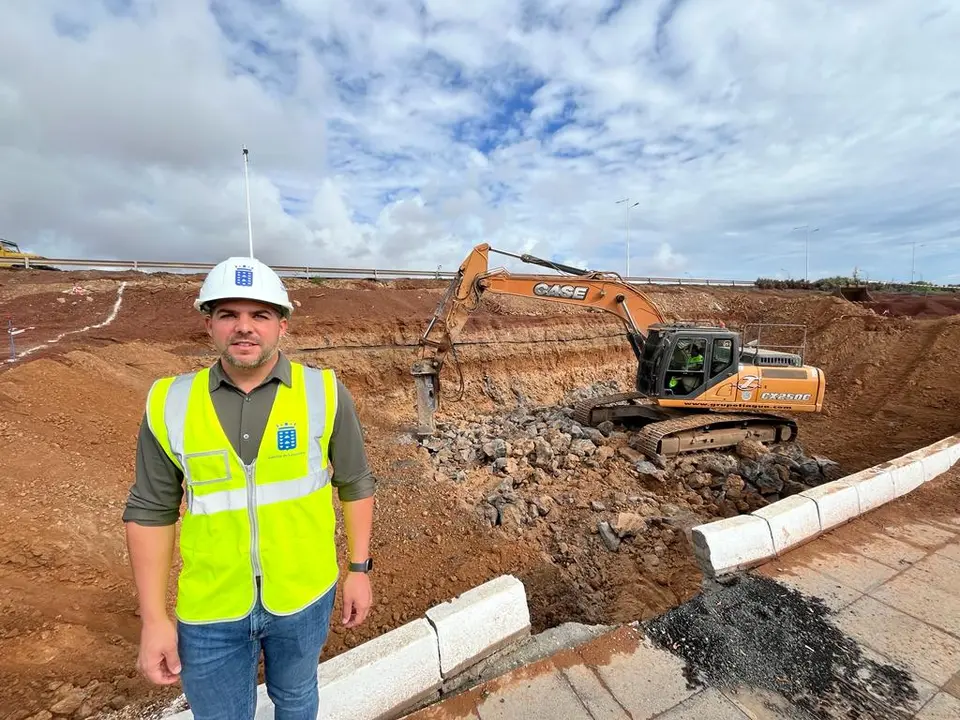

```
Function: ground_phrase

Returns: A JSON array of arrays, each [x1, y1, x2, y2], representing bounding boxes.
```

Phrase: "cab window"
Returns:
[[711, 338, 734, 378], [664, 337, 707, 396], [668, 338, 706, 371]]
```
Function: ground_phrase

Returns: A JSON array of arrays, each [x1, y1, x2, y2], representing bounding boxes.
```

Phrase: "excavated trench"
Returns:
[[2, 271, 960, 719]]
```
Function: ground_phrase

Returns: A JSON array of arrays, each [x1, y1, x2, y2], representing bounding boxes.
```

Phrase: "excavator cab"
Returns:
[[637, 325, 741, 399]]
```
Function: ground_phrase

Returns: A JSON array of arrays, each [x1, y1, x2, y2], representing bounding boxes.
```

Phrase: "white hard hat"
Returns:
[[194, 256, 294, 317]]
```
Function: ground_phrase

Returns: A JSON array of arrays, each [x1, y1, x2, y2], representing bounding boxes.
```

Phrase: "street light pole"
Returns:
[[910, 241, 927, 284], [793, 225, 819, 282], [616, 198, 639, 278]]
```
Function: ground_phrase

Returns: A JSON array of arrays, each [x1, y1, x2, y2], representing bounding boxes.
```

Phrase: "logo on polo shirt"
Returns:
[[276, 422, 298, 451], [235, 264, 254, 287]]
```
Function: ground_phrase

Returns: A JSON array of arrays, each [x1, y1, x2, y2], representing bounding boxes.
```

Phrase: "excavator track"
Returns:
[[572, 392, 657, 427], [572, 394, 798, 460], [633, 412, 798, 460]]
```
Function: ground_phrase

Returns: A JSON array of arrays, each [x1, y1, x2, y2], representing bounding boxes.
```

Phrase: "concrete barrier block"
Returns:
[[800, 480, 861, 532], [318, 618, 441, 720], [752, 495, 822, 555], [921, 448, 955, 482], [847, 468, 896, 514], [948, 438, 960, 466], [890, 459, 926, 498], [691, 515, 776, 577], [425, 574, 531, 678], [948, 444, 960, 466]]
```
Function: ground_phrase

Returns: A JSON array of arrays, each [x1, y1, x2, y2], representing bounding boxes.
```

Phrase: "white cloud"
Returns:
[[1, 0, 959, 283]]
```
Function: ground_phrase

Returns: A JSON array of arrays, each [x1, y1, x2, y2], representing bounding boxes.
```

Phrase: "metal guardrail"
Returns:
[[1, 255, 759, 286]]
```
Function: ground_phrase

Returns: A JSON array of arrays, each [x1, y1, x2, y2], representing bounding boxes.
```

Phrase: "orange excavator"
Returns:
[[412, 244, 826, 459]]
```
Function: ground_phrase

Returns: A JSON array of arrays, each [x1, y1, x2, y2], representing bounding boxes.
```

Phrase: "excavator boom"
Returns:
[[412, 243, 665, 435]]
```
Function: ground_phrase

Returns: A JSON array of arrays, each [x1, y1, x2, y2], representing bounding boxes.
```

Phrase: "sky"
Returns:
[[1, 0, 959, 283]]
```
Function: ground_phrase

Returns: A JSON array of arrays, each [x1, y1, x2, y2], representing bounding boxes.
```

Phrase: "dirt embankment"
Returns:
[[861, 291, 960, 319], [2, 272, 960, 720]]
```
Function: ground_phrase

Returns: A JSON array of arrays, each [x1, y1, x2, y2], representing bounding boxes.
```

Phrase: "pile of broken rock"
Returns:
[[420, 394, 842, 534]]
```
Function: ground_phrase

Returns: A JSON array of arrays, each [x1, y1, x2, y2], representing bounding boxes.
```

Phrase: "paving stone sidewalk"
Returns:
[[403, 500, 960, 719]]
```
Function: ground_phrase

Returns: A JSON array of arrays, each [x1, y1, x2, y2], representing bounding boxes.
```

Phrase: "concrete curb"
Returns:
[[692, 433, 960, 577], [163, 574, 530, 720]]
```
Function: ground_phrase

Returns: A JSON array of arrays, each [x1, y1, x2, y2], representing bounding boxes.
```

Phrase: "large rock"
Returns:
[[49, 686, 85, 716], [482, 439, 508, 460], [612, 512, 647, 538], [498, 503, 525, 529], [492, 457, 519, 476], [510, 438, 536, 458], [597, 521, 621, 552], [569, 438, 597, 457], [815, 456, 842, 481], [697, 454, 739, 477], [595, 446, 615, 463], [635, 460, 665, 481], [740, 457, 783, 494], [723, 474, 745, 499], [533, 438, 554, 468], [580, 427, 607, 445], [796, 458, 822, 483], [684, 471, 713, 490], [545, 429, 572, 453], [736, 438, 768, 461], [424, 437, 448, 453], [754, 463, 785, 494]]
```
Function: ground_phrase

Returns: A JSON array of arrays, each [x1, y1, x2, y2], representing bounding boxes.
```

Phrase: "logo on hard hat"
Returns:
[[277, 422, 297, 451], [235, 264, 254, 287]]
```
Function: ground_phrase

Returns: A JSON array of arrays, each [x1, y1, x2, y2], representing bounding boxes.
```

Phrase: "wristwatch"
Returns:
[[348, 558, 373, 573]]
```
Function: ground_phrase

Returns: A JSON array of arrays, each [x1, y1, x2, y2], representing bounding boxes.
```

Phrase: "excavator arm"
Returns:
[[412, 243, 666, 435]]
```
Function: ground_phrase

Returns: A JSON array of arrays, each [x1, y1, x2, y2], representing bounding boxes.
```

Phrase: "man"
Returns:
[[666, 338, 706, 395], [123, 256, 376, 720]]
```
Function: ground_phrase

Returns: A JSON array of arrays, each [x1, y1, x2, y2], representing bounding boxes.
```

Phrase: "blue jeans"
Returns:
[[177, 586, 336, 720]]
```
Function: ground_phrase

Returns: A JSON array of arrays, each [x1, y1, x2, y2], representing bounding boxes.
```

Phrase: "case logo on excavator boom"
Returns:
[[533, 282, 589, 300]]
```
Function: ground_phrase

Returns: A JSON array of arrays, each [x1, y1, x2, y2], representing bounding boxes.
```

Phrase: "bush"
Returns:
[[754, 276, 958, 293]]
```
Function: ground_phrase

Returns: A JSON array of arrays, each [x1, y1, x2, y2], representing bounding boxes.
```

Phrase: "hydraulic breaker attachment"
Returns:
[[411, 359, 440, 437]]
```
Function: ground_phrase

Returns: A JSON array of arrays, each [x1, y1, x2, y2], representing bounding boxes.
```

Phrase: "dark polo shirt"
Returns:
[[122, 352, 376, 526]]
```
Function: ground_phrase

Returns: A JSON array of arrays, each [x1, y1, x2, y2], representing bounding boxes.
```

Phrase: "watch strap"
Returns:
[[348, 558, 373, 573]]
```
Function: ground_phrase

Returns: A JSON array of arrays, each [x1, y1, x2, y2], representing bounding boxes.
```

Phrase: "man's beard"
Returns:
[[221, 340, 278, 369]]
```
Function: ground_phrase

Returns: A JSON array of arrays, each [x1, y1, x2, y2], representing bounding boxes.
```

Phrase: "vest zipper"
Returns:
[[245, 464, 263, 580]]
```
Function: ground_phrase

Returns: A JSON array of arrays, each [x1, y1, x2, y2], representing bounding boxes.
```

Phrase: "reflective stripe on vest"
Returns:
[[151, 366, 335, 516], [146, 361, 339, 624]]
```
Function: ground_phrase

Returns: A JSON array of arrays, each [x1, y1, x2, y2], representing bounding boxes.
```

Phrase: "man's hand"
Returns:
[[341, 572, 373, 628], [137, 617, 182, 685]]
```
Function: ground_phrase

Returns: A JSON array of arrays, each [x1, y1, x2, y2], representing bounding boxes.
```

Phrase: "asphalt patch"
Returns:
[[644, 574, 920, 719]]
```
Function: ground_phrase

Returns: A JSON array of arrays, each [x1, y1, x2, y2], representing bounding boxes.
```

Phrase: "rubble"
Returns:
[[421, 384, 843, 533], [414, 382, 845, 620]]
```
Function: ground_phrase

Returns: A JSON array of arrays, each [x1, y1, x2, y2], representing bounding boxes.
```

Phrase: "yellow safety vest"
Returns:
[[146, 361, 339, 624]]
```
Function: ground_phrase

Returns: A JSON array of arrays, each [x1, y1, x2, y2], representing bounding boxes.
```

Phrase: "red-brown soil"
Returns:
[[1, 268, 959, 720], [860, 291, 960, 318]]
